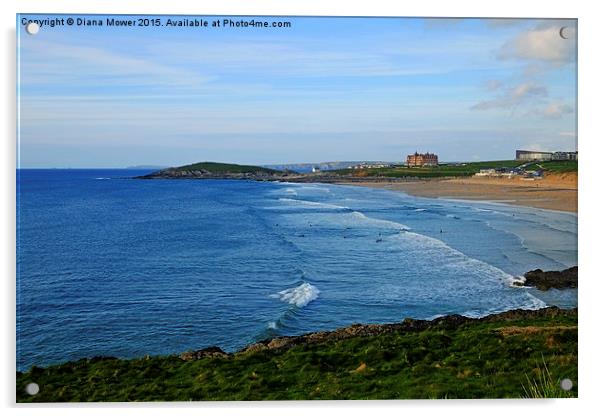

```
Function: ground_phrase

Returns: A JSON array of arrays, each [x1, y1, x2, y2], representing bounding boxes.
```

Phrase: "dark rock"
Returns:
[[179, 346, 229, 361], [234, 307, 575, 357], [88, 356, 118, 363], [517, 266, 577, 291]]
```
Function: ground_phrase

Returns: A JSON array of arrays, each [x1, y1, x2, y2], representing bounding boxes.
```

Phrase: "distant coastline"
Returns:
[[135, 161, 577, 213]]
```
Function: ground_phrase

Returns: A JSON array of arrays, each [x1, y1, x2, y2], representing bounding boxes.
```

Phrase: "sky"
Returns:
[[17, 15, 577, 167]]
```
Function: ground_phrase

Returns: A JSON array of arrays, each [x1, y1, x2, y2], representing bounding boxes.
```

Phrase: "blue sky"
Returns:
[[17, 15, 577, 167]]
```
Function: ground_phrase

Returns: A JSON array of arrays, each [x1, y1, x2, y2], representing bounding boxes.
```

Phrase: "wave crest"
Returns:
[[278, 198, 349, 210], [273, 282, 320, 308]]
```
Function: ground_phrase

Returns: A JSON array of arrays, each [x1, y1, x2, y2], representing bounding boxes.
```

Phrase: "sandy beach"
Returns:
[[341, 173, 577, 213]]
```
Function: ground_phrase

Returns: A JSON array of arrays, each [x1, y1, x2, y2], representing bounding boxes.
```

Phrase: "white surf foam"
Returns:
[[509, 275, 527, 287], [524, 292, 548, 309], [390, 230, 522, 288], [283, 188, 298, 196], [272, 282, 320, 308], [350, 211, 410, 231], [278, 198, 348, 210], [94, 177, 111, 180], [299, 186, 331, 193], [462, 293, 547, 318]]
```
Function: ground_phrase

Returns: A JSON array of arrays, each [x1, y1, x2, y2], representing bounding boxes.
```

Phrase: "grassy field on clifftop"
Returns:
[[333, 160, 577, 178], [334, 160, 524, 178], [17, 308, 577, 402]]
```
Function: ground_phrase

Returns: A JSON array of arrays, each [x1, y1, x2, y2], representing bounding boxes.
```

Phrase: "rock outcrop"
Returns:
[[179, 346, 229, 361], [178, 307, 575, 361], [516, 266, 577, 291]]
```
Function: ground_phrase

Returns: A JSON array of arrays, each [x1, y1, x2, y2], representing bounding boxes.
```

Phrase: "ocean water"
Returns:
[[16, 169, 577, 370]]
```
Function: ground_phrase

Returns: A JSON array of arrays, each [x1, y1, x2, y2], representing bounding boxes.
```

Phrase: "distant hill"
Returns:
[[136, 161, 285, 180], [174, 161, 282, 174]]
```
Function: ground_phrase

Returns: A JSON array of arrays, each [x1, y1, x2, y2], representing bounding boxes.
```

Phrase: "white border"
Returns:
[[2, 1, 600, 415]]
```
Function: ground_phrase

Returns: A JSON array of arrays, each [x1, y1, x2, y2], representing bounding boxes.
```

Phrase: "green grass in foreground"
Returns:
[[335, 160, 525, 178], [16, 310, 577, 401]]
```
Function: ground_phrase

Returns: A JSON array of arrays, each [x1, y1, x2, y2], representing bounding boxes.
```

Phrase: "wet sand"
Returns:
[[340, 173, 577, 213]]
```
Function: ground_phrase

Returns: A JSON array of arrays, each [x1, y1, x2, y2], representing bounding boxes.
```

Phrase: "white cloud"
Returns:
[[471, 82, 547, 110], [498, 21, 576, 64], [537, 102, 574, 119], [19, 39, 214, 89], [146, 37, 496, 79], [511, 83, 548, 99]]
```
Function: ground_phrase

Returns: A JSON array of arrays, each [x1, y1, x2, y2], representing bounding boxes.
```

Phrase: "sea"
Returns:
[[16, 169, 578, 371]]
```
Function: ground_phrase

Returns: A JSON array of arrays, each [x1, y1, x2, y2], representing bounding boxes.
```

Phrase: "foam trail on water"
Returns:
[[278, 198, 349, 210], [390, 231, 522, 287], [525, 293, 548, 309], [283, 188, 298, 196], [299, 186, 331, 193], [350, 211, 410, 231], [273, 282, 320, 308]]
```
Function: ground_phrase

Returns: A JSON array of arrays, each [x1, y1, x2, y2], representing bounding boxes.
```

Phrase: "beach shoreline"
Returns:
[[337, 173, 577, 213]]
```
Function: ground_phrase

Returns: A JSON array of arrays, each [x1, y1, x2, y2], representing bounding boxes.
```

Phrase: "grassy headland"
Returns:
[[136, 161, 284, 179], [136, 159, 577, 181], [173, 161, 282, 175], [16, 307, 577, 402]]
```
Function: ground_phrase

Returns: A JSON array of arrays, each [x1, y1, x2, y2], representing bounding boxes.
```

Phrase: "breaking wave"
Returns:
[[278, 198, 349, 210], [350, 211, 410, 231], [272, 282, 320, 308]]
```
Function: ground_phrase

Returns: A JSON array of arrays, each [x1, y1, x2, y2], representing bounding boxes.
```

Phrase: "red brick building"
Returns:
[[406, 152, 438, 167]]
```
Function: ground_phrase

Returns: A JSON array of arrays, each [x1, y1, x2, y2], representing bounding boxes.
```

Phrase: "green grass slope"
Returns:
[[334, 160, 525, 178], [16, 308, 577, 401], [170, 162, 281, 174], [526, 160, 578, 173]]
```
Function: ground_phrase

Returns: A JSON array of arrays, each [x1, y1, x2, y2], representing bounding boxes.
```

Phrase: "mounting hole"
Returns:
[[25, 382, 40, 395], [560, 378, 573, 391], [25, 22, 40, 35]]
